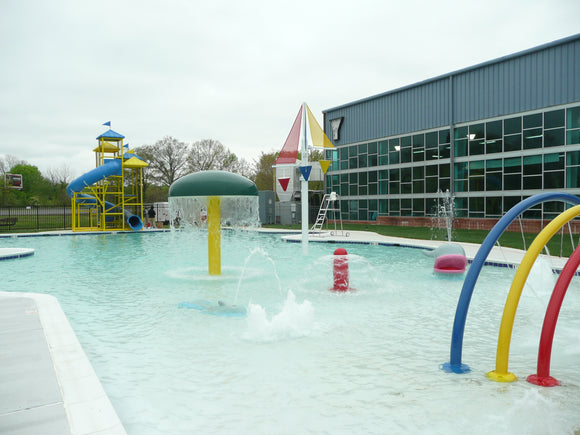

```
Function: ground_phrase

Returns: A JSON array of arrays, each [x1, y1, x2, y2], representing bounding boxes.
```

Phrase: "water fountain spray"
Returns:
[[168, 170, 259, 275]]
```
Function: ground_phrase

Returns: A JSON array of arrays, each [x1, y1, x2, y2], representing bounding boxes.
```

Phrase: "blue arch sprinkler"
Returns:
[[168, 170, 259, 275], [441, 192, 580, 374]]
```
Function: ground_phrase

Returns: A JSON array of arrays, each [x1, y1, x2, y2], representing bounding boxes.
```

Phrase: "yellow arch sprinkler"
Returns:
[[168, 170, 259, 275]]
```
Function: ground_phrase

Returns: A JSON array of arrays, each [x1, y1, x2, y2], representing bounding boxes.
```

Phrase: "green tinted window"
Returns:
[[504, 117, 521, 134], [544, 128, 565, 147], [545, 109, 565, 129], [524, 113, 542, 129], [566, 106, 580, 129]]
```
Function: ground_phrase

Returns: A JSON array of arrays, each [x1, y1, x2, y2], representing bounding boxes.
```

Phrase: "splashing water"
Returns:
[[243, 290, 314, 342], [234, 247, 283, 304]]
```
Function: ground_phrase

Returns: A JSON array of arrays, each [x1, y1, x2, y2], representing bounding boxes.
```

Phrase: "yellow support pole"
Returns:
[[207, 196, 221, 275]]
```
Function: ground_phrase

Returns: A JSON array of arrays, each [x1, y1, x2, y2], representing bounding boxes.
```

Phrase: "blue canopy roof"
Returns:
[[96, 129, 125, 140]]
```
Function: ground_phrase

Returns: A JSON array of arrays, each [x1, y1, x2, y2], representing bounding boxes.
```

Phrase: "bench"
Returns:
[[0, 217, 18, 229]]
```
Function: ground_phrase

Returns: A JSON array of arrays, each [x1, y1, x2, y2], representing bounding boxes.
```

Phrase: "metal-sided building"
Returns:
[[322, 33, 580, 229]]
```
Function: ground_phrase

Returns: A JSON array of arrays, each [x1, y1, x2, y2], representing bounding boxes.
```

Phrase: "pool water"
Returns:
[[2, 231, 580, 434]]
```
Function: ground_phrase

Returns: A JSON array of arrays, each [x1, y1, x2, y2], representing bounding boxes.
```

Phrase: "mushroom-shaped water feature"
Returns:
[[168, 170, 259, 275]]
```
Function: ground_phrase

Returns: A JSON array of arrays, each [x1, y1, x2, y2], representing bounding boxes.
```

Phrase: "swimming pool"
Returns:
[[2, 231, 579, 434]]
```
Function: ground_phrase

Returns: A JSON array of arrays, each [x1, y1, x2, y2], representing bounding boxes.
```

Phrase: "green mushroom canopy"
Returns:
[[169, 170, 258, 197], [168, 170, 260, 228]]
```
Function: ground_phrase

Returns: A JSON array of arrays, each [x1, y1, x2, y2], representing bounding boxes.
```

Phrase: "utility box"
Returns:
[[278, 201, 298, 225], [258, 191, 275, 224]]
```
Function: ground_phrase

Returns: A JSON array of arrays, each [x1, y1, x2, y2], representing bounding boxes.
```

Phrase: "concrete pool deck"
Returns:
[[0, 228, 572, 434]]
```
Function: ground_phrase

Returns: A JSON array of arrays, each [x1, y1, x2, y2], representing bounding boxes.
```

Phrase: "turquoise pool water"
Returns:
[[2, 231, 579, 434]]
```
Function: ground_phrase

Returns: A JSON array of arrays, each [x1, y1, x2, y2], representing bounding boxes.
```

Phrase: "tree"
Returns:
[[252, 151, 277, 191], [9, 164, 51, 206], [44, 165, 72, 205], [134, 136, 189, 187], [0, 154, 26, 178], [187, 139, 240, 173]]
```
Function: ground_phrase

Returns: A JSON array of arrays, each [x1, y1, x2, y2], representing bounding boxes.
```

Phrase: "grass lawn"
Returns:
[[263, 222, 579, 258]]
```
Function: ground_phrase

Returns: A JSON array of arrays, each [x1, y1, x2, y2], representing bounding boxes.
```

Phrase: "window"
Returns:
[[349, 156, 358, 169], [544, 153, 564, 189], [412, 198, 424, 216], [568, 106, 580, 129], [426, 164, 437, 193], [523, 113, 542, 129], [368, 142, 378, 167], [504, 117, 522, 134], [400, 136, 412, 163], [486, 159, 502, 191], [388, 168, 400, 194], [348, 200, 358, 220], [389, 138, 400, 164], [504, 134, 522, 152], [486, 196, 502, 216], [379, 140, 388, 165], [503, 157, 521, 190], [469, 160, 484, 191], [469, 123, 485, 155], [566, 106, 580, 145], [401, 167, 412, 194], [566, 151, 580, 188], [454, 126, 468, 157], [438, 129, 451, 159], [523, 155, 542, 175], [545, 109, 565, 129], [389, 198, 400, 215], [504, 196, 522, 213], [544, 128, 564, 147], [455, 197, 468, 218], [454, 162, 468, 192], [339, 147, 349, 170], [368, 171, 378, 195], [544, 153, 564, 171], [439, 163, 450, 192], [358, 172, 368, 195], [469, 197, 484, 217], [412, 134, 424, 162], [349, 172, 357, 196], [379, 140, 388, 155], [485, 120, 502, 154], [358, 150, 368, 168], [401, 198, 412, 216], [523, 155, 542, 189], [425, 132, 438, 160], [523, 128, 542, 149]]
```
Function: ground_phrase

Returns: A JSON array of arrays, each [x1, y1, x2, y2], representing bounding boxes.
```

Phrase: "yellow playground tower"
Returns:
[[67, 127, 148, 232]]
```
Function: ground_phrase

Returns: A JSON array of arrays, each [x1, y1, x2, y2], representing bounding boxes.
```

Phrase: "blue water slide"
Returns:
[[442, 192, 580, 373], [67, 159, 143, 231]]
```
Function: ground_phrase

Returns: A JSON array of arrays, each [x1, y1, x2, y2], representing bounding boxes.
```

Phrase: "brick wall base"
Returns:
[[333, 216, 580, 234]]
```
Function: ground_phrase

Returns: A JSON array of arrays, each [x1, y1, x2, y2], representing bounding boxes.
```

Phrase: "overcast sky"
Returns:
[[1, 0, 579, 178]]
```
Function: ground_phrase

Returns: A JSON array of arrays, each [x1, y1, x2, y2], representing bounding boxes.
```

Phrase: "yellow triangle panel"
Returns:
[[93, 141, 120, 153], [123, 156, 149, 168], [319, 160, 331, 174], [306, 105, 334, 149]]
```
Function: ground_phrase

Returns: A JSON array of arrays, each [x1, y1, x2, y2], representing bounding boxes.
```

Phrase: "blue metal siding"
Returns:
[[325, 79, 451, 145], [325, 35, 580, 145]]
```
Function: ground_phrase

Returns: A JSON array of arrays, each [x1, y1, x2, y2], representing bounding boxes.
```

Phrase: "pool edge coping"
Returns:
[[0, 291, 127, 435]]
